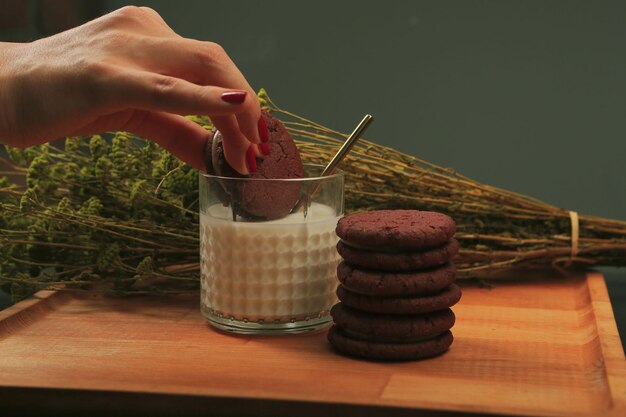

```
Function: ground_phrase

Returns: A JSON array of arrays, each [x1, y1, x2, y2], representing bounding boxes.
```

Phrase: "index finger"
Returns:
[[135, 38, 262, 143]]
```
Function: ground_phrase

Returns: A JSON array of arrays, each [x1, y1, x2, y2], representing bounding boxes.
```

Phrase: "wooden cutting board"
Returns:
[[0, 271, 624, 417]]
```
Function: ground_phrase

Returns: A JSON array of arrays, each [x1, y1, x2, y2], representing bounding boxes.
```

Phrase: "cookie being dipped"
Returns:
[[204, 110, 305, 220]]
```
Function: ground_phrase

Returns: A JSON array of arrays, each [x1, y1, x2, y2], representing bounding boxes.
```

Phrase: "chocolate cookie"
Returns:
[[337, 283, 461, 315], [336, 210, 456, 250], [330, 303, 455, 341], [202, 129, 233, 207], [337, 261, 457, 296], [337, 239, 459, 271], [204, 110, 304, 220], [328, 326, 453, 361], [203, 129, 217, 175]]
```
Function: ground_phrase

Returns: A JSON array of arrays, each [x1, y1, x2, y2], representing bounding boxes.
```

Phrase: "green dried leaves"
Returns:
[[2, 122, 202, 301], [96, 242, 120, 272], [2, 89, 626, 303]]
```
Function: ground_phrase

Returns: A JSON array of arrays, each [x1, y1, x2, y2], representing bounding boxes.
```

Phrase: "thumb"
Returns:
[[122, 110, 209, 171]]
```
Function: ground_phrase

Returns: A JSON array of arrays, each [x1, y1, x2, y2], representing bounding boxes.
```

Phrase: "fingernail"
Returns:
[[246, 146, 257, 173], [221, 91, 247, 104], [260, 142, 270, 156], [258, 116, 270, 143]]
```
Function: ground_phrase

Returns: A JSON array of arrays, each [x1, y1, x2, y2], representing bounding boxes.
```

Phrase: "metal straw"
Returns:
[[320, 114, 373, 176], [292, 114, 374, 214]]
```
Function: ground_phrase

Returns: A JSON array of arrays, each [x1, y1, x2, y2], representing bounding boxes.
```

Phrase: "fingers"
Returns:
[[84, 8, 263, 175], [211, 115, 253, 175], [102, 70, 260, 174], [121, 110, 209, 171], [130, 37, 262, 144], [106, 69, 252, 118], [68, 109, 252, 174]]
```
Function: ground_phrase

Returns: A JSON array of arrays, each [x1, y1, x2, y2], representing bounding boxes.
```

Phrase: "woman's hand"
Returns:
[[0, 6, 266, 174]]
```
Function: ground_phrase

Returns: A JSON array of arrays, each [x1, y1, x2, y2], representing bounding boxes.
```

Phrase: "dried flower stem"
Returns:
[[1, 89, 625, 302]]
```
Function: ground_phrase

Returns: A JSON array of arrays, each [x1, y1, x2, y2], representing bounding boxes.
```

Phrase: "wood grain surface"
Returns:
[[0, 271, 624, 417]]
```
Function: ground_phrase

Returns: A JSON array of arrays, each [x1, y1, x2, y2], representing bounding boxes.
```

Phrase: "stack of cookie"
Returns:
[[328, 210, 461, 361]]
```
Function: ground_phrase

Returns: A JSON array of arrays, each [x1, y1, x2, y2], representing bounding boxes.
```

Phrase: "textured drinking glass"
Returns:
[[199, 165, 344, 334]]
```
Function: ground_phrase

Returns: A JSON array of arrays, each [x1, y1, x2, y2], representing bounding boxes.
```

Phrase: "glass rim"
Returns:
[[199, 163, 344, 182]]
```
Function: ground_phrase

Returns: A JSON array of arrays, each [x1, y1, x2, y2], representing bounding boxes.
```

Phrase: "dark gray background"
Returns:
[[1, 1, 625, 347]]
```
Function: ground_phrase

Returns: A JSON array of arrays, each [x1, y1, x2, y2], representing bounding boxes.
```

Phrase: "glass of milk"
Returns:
[[199, 165, 344, 334]]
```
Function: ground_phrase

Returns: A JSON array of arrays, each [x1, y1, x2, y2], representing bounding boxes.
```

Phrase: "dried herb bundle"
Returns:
[[261, 92, 626, 275], [1, 90, 625, 301]]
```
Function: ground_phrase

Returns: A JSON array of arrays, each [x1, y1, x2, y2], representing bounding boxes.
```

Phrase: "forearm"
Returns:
[[0, 42, 23, 147]]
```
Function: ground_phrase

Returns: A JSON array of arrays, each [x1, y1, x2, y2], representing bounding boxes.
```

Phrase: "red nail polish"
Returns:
[[246, 146, 257, 173], [221, 91, 247, 104], [258, 116, 270, 143], [260, 142, 270, 156]]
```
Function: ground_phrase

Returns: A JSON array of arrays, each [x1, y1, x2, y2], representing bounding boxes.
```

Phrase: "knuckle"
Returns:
[[191, 42, 228, 69], [78, 61, 115, 102], [84, 60, 113, 80], [138, 6, 160, 18], [113, 5, 143, 19], [204, 41, 227, 61], [205, 41, 226, 55], [191, 50, 214, 70], [101, 6, 145, 29], [151, 76, 178, 100]]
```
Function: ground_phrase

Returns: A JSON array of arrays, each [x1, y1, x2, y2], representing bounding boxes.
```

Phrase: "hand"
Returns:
[[0, 6, 266, 174]]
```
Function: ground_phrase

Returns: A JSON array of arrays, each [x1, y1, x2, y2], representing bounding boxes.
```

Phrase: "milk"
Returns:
[[200, 203, 340, 324]]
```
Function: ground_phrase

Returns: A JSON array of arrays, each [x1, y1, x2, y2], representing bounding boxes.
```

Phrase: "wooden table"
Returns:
[[1, 271, 624, 417]]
